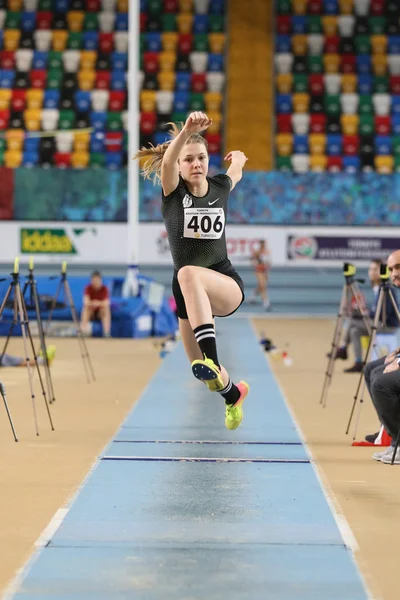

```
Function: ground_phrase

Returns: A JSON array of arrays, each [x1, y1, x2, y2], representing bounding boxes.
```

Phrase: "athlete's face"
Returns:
[[179, 143, 209, 184]]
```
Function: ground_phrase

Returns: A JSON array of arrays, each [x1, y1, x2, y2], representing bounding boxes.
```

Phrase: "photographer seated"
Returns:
[[332, 259, 399, 373], [80, 271, 111, 338]]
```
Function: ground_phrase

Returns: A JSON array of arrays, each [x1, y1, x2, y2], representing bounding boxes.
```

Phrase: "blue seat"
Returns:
[[105, 152, 123, 169], [83, 32, 98, 50], [209, 0, 224, 13], [193, 15, 208, 34], [357, 55, 371, 74], [111, 52, 128, 71], [115, 13, 128, 32], [43, 90, 60, 108], [276, 94, 292, 114], [388, 36, 400, 54], [392, 114, 400, 134], [392, 96, 400, 114], [91, 111, 107, 130], [324, 0, 339, 14], [276, 35, 291, 53], [208, 53, 224, 71], [32, 51, 48, 70], [146, 32, 161, 52], [357, 74, 373, 94], [111, 71, 126, 91], [326, 134, 342, 155], [343, 156, 360, 172], [24, 136, 39, 152], [292, 16, 307, 34], [154, 131, 170, 146], [175, 72, 191, 91], [55, 0, 70, 11], [140, 0, 147, 10], [0, 32, 3, 50], [74, 90, 91, 112], [22, 151, 39, 166], [375, 135, 392, 154], [293, 134, 308, 154], [208, 153, 222, 168], [90, 132, 105, 153], [21, 11, 36, 31], [0, 70, 15, 88], [174, 91, 189, 112]]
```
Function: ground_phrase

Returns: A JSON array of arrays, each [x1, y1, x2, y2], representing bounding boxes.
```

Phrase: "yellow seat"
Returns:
[[73, 132, 90, 152], [324, 53, 340, 74], [375, 155, 394, 174], [309, 134, 327, 155], [276, 73, 293, 94], [371, 35, 388, 55], [292, 35, 307, 56], [292, 0, 307, 14], [4, 149, 22, 168], [158, 51, 177, 72], [205, 110, 222, 134], [161, 32, 178, 52], [275, 134, 293, 157], [157, 71, 176, 91], [292, 93, 310, 113], [0, 90, 11, 110], [6, 129, 24, 152], [80, 51, 97, 70], [339, 0, 353, 14], [117, 0, 128, 11], [177, 14, 194, 34], [24, 109, 41, 131], [78, 70, 96, 91], [322, 16, 338, 36], [52, 30, 68, 51], [208, 33, 226, 54], [67, 11, 85, 33], [361, 335, 370, 352], [310, 155, 328, 171], [4, 30, 21, 51], [8, 0, 23, 9], [204, 91, 222, 112], [372, 54, 388, 76], [179, 0, 193, 10], [140, 90, 157, 112], [71, 151, 90, 168], [341, 114, 359, 135], [26, 89, 44, 110], [342, 74, 357, 93]]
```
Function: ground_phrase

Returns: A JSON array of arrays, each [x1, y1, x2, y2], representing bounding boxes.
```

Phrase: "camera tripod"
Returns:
[[0, 258, 54, 436], [46, 262, 95, 383], [320, 262, 371, 408]]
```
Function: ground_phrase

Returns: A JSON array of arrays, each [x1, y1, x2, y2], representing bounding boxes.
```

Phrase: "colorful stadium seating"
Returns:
[[275, 0, 400, 172]]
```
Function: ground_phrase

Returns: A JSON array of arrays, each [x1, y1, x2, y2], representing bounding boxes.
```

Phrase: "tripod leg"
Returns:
[[351, 378, 367, 440], [64, 281, 96, 383], [391, 429, 400, 465], [320, 285, 347, 407], [32, 281, 56, 405], [45, 279, 63, 336], [0, 283, 17, 364], [0, 382, 18, 442]]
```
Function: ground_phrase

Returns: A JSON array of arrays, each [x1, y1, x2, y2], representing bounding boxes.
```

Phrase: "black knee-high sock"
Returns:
[[193, 323, 220, 368], [219, 378, 241, 405]]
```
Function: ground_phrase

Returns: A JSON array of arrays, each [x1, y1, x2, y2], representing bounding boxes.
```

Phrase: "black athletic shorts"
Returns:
[[172, 259, 245, 320]]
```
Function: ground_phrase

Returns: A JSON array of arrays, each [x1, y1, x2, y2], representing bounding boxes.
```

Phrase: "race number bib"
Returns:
[[183, 207, 225, 240]]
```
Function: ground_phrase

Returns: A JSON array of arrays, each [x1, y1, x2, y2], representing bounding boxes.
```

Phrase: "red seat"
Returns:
[[143, 52, 159, 74], [95, 71, 111, 89], [140, 112, 156, 135], [325, 36, 340, 54], [140, 13, 147, 32], [277, 114, 292, 133], [99, 33, 114, 53], [310, 114, 326, 133], [309, 74, 324, 95], [105, 131, 123, 152], [54, 152, 72, 168], [375, 115, 391, 135], [390, 76, 400, 94], [0, 110, 10, 130], [191, 73, 206, 92], [164, 0, 178, 12], [36, 11, 53, 29], [205, 133, 221, 154], [0, 51, 15, 70], [308, 0, 323, 14], [277, 16, 291, 34], [11, 90, 26, 112], [30, 70, 47, 89], [371, 0, 385, 16], [341, 54, 356, 74], [109, 91, 126, 111], [86, 0, 101, 10], [343, 135, 360, 155], [178, 34, 193, 54], [327, 156, 343, 172]]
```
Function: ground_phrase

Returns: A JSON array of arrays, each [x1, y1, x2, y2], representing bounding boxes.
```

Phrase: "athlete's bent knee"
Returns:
[[177, 265, 198, 287]]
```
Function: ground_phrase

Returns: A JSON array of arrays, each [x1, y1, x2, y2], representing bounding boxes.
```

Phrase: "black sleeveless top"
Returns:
[[161, 174, 232, 270]]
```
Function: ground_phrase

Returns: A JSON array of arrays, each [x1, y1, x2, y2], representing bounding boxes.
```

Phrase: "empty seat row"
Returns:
[[2, 0, 128, 12], [0, 30, 129, 52], [277, 73, 400, 94], [0, 69, 126, 91], [0, 148, 127, 168], [0, 108, 126, 131], [277, 14, 400, 35], [139, 70, 225, 92], [277, 0, 399, 18], [141, 0, 225, 15], [276, 133, 400, 155], [0, 88, 126, 111], [278, 112, 400, 134], [140, 13, 224, 34], [142, 50, 223, 73], [141, 32, 226, 53], [276, 34, 400, 54], [140, 109, 222, 133], [275, 53, 400, 75], [140, 89, 222, 111], [277, 153, 400, 174], [0, 10, 128, 32], [276, 92, 397, 115]]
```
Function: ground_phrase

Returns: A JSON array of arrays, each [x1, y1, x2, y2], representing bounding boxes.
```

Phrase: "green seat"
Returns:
[[359, 95, 374, 115], [140, 33, 146, 53], [84, 13, 98, 31], [355, 36, 371, 54], [277, 0, 291, 14], [161, 14, 176, 31], [38, 0, 52, 8], [172, 111, 187, 124], [107, 112, 123, 131], [395, 155, 400, 171], [0, 138, 6, 153], [276, 155, 292, 171], [48, 51, 62, 70], [308, 16, 322, 34], [59, 110, 75, 130], [47, 69, 63, 89], [209, 15, 224, 33], [90, 153, 105, 167], [5, 12, 21, 29], [194, 34, 208, 52], [148, 0, 163, 14], [293, 74, 308, 93], [325, 94, 341, 116], [369, 16, 386, 34], [393, 137, 400, 156], [359, 114, 374, 135], [374, 76, 389, 93], [308, 55, 323, 73], [68, 32, 83, 49], [0, 151, 3, 166], [189, 93, 205, 111], [123, 132, 128, 152]]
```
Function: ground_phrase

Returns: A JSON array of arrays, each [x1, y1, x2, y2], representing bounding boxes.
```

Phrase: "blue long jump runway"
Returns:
[[8, 319, 369, 600]]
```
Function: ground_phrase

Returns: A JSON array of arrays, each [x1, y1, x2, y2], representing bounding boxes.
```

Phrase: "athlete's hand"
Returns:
[[224, 151, 248, 168], [183, 112, 212, 135]]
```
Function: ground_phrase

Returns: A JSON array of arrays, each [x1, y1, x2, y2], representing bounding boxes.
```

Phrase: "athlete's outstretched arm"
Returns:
[[161, 111, 212, 196], [224, 151, 248, 190]]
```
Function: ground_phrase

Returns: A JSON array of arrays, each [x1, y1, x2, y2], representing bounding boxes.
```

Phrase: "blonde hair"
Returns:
[[133, 122, 208, 185]]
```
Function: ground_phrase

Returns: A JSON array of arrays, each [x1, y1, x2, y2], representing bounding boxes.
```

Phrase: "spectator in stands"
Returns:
[[80, 271, 111, 338], [0, 346, 56, 367], [332, 259, 399, 372]]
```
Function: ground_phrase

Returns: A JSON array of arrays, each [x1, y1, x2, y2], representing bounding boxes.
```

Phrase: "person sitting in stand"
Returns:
[[80, 271, 111, 338]]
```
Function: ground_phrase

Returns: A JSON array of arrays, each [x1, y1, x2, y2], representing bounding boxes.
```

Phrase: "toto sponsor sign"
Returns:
[[287, 236, 400, 261]]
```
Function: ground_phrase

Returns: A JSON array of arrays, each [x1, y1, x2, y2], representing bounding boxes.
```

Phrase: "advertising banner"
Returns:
[[287, 235, 400, 263]]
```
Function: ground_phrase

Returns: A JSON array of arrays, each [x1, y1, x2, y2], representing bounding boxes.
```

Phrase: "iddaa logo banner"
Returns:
[[20, 229, 77, 254]]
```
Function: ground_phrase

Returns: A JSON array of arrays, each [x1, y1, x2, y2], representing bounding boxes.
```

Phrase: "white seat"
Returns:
[[194, 0, 210, 14], [338, 15, 355, 37], [138, 70, 144, 90], [373, 93, 391, 116], [15, 49, 33, 72], [388, 55, 400, 75], [341, 93, 359, 114], [62, 50, 81, 73], [324, 74, 341, 94], [41, 109, 59, 131], [206, 72, 224, 92], [275, 53, 293, 74], [292, 113, 310, 134], [354, 0, 370, 16], [121, 111, 128, 130], [24, 0, 38, 9], [292, 154, 310, 173], [34, 30, 52, 52], [101, 0, 116, 9], [156, 91, 173, 113], [91, 89, 109, 112], [98, 11, 116, 33], [189, 52, 208, 73], [114, 32, 129, 53], [307, 34, 324, 56], [55, 132, 73, 153], [0, 10, 6, 29]]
